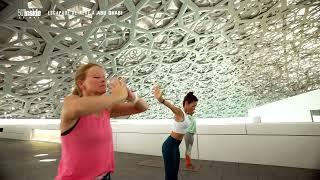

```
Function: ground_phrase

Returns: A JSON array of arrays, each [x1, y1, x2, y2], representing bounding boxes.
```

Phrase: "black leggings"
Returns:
[[98, 172, 111, 180], [162, 136, 182, 180]]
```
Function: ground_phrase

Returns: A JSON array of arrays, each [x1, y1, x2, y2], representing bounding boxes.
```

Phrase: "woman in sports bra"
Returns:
[[56, 63, 149, 180], [153, 85, 198, 180]]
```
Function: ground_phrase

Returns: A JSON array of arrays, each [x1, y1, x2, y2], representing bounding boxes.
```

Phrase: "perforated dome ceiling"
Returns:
[[0, 0, 319, 119]]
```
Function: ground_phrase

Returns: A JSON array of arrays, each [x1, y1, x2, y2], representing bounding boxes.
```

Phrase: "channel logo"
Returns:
[[17, 9, 41, 18]]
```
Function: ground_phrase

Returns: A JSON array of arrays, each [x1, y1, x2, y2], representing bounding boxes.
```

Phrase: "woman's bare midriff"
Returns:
[[170, 131, 184, 141]]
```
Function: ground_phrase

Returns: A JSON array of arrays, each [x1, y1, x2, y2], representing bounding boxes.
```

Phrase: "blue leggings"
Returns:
[[162, 136, 182, 180]]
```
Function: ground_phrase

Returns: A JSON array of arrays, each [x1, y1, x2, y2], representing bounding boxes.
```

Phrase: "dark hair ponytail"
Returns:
[[183, 92, 198, 106]]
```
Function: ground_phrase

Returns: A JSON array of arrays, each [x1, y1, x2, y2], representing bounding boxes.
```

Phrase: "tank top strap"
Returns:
[[181, 108, 187, 121]]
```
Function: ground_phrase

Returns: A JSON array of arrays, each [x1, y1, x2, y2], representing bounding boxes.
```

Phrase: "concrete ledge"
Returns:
[[246, 123, 320, 136], [1, 120, 320, 169]]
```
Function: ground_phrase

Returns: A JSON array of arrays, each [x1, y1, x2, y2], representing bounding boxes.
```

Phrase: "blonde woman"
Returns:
[[56, 63, 149, 180]]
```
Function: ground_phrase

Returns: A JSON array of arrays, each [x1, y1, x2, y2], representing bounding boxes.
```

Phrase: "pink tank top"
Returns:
[[56, 110, 114, 180]]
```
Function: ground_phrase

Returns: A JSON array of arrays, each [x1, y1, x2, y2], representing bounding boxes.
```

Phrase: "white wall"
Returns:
[[248, 89, 320, 122], [1, 118, 320, 169], [0, 125, 32, 140], [111, 119, 320, 169], [0, 119, 59, 141]]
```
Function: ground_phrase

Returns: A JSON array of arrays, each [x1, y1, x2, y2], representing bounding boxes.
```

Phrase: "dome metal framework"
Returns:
[[0, 0, 319, 119]]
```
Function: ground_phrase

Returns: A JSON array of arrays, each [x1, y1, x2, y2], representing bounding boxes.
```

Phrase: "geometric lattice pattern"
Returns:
[[0, 0, 319, 119]]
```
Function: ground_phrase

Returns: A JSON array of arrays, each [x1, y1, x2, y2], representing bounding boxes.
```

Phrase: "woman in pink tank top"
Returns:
[[56, 63, 149, 180]]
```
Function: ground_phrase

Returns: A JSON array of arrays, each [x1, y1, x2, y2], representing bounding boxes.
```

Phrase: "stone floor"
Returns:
[[0, 138, 319, 180]]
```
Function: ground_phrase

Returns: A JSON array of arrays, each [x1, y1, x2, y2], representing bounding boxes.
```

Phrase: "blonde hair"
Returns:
[[72, 63, 102, 97]]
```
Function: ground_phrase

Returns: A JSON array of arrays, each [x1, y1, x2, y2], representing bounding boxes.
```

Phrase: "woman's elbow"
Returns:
[[136, 99, 149, 111], [141, 103, 149, 112]]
